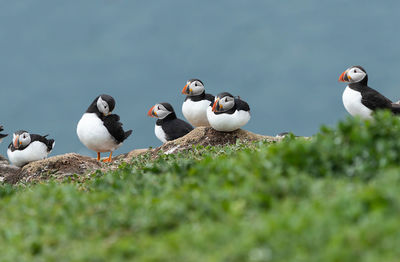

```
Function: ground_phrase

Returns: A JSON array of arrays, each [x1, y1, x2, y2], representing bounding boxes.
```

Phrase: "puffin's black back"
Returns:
[[8, 131, 54, 152], [158, 118, 193, 141], [348, 78, 396, 112], [235, 98, 250, 111], [31, 134, 55, 152], [103, 114, 132, 143], [155, 102, 193, 141]]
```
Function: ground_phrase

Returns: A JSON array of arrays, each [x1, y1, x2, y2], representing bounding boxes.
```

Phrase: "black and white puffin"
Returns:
[[181, 79, 214, 127], [339, 65, 400, 119], [0, 125, 7, 143], [148, 102, 193, 143], [77, 94, 132, 162], [7, 130, 55, 167], [207, 92, 251, 132]]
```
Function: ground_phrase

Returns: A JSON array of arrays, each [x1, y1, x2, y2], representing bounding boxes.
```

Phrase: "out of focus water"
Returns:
[[1, 1, 399, 157]]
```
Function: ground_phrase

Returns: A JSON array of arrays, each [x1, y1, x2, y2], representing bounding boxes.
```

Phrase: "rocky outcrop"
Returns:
[[155, 127, 281, 154], [3, 153, 101, 184], [1, 128, 280, 184], [0, 155, 20, 182]]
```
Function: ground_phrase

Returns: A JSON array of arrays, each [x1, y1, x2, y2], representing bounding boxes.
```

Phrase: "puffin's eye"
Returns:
[[353, 69, 357, 73], [225, 98, 228, 102], [195, 82, 198, 86]]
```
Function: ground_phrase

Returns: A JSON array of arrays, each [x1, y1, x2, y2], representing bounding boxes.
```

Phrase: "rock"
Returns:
[[154, 127, 281, 155], [0, 154, 9, 165], [0, 164, 20, 182], [0, 154, 21, 183], [114, 148, 152, 163], [4, 153, 102, 184]]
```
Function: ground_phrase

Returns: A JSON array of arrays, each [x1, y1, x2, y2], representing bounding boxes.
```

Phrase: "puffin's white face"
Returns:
[[13, 132, 31, 149], [212, 95, 235, 112], [97, 96, 111, 116], [182, 80, 205, 96], [339, 66, 367, 83], [148, 104, 172, 119]]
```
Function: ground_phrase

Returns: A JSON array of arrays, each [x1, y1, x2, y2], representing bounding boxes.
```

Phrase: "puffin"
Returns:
[[181, 79, 214, 127], [0, 125, 7, 143], [77, 94, 132, 162], [339, 65, 400, 119], [148, 102, 193, 143], [207, 92, 250, 132], [7, 130, 55, 167]]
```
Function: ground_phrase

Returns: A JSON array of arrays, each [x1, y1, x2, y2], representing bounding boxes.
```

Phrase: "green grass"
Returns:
[[1, 111, 400, 261]]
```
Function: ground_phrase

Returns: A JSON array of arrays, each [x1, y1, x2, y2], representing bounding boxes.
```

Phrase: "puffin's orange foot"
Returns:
[[97, 152, 101, 161], [102, 152, 113, 163]]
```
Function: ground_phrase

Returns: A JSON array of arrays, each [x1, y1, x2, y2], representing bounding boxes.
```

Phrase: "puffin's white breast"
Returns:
[[206, 106, 250, 132], [155, 124, 167, 143], [342, 86, 373, 119], [77, 113, 121, 152], [182, 99, 211, 127], [7, 141, 50, 167]]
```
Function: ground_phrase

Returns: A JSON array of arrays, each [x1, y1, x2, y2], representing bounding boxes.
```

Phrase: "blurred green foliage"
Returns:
[[1, 111, 400, 261]]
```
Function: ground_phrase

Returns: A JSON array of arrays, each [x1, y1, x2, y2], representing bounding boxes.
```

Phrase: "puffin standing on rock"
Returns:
[[7, 130, 55, 167], [207, 92, 250, 132], [77, 94, 132, 162], [339, 65, 400, 119], [181, 79, 214, 127], [148, 102, 193, 143]]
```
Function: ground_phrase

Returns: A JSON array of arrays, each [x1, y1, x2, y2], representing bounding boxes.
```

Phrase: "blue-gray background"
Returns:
[[1, 1, 399, 157]]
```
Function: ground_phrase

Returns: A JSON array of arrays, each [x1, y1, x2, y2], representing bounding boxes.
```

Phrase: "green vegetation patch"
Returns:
[[1, 111, 400, 261]]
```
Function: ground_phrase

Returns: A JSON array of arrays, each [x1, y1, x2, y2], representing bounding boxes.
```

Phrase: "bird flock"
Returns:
[[2, 66, 399, 167]]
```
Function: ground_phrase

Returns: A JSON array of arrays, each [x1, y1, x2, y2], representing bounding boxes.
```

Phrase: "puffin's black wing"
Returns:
[[234, 98, 250, 111], [360, 86, 393, 111], [0, 125, 7, 139], [30, 134, 55, 152], [164, 118, 193, 141], [103, 114, 132, 143]]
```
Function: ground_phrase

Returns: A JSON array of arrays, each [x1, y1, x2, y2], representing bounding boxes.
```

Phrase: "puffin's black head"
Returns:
[[87, 94, 116, 116], [182, 79, 205, 96], [212, 92, 235, 112], [147, 102, 176, 119], [12, 130, 31, 149], [339, 65, 368, 84]]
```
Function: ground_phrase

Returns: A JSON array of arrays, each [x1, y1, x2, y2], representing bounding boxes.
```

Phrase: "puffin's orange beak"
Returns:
[[182, 84, 191, 94], [212, 98, 220, 112], [147, 106, 157, 117], [339, 69, 349, 82], [13, 135, 19, 148]]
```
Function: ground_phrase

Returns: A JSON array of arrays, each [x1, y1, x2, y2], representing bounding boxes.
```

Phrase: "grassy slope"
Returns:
[[1, 112, 400, 261]]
